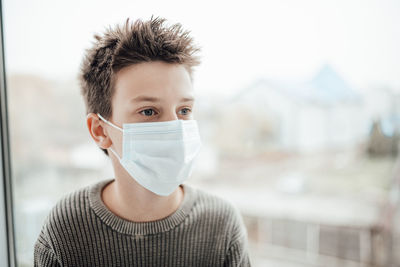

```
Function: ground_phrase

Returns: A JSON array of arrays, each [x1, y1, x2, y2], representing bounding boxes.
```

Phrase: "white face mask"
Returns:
[[97, 114, 202, 196]]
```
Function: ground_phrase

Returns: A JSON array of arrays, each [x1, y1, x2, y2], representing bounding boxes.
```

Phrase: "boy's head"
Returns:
[[78, 16, 201, 156]]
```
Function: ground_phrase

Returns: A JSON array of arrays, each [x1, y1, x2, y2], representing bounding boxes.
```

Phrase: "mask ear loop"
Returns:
[[108, 147, 122, 161], [97, 113, 123, 132], [97, 113, 123, 160]]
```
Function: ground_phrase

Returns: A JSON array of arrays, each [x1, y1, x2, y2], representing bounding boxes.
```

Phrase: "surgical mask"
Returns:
[[97, 114, 202, 196]]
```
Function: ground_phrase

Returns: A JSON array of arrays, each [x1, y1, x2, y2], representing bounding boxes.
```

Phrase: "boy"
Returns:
[[34, 16, 251, 266]]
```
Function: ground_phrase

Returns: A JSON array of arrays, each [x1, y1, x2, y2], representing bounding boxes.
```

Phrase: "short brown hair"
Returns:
[[78, 15, 201, 155]]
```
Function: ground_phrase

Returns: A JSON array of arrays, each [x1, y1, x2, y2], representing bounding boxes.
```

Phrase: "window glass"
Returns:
[[3, 0, 400, 266]]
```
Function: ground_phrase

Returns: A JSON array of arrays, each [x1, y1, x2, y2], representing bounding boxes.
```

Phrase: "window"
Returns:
[[2, 1, 400, 266]]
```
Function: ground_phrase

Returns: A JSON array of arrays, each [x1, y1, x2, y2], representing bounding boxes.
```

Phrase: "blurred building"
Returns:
[[216, 64, 368, 155]]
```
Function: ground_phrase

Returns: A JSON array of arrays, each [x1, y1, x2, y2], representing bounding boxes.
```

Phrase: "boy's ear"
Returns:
[[86, 113, 112, 150]]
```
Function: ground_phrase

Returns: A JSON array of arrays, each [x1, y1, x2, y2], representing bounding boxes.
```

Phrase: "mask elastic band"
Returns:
[[97, 113, 123, 132], [109, 147, 122, 161]]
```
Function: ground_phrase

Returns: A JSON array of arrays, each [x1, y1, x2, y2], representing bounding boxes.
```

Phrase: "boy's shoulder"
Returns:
[[34, 180, 98, 253], [190, 185, 248, 248], [192, 185, 240, 214], [190, 184, 246, 228], [43, 180, 94, 226]]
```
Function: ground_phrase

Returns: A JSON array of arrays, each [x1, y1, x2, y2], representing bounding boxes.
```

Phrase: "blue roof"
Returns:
[[306, 64, 360, 104], [232, 64, 362, 105]]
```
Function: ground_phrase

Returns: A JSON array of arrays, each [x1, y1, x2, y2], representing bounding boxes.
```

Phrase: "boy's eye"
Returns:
[[140, 109, 157, 116], [178, 108, 191, 115]]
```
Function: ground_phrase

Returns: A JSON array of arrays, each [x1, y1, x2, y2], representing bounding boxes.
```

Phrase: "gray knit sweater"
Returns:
[[34, 178, 251, 266]]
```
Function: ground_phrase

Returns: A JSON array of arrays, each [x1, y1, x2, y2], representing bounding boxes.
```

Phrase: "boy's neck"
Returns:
[[101, 174, 184, 223]]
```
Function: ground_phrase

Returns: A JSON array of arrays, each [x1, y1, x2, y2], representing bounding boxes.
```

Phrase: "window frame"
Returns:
[[0, 0, 17, 266]]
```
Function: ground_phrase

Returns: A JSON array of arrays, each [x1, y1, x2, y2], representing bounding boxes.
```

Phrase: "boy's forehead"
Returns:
[[113, 62, 194, 101], [115, 61, 190, 84]]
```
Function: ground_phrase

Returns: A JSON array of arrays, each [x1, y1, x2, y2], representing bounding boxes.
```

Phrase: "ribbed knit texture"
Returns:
[[34, 178, 251, 266]]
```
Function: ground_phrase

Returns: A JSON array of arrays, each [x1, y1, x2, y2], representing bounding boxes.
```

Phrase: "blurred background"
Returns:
[[2, 0, 400, 266]]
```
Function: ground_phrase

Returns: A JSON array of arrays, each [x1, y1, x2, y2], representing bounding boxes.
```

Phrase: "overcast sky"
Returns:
[[3, 0, 400, 96]]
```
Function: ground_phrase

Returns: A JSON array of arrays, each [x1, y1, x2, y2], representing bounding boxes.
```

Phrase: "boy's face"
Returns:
[[100, 60, 195, 156]]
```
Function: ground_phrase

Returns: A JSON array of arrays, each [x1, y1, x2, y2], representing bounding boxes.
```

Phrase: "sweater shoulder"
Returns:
[[191, 186, 244, 226], [189, 186, 248, 245], [35, 182, 94, 251], [43, 182, 92, 230]]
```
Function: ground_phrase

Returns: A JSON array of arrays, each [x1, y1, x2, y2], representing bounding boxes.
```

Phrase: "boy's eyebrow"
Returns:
[[131, 95, 195, 102], [181, 96, 195, 102], [131, 96, 160, 102]]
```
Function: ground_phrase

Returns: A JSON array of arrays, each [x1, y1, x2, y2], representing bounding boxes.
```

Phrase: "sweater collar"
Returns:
[[88, 178, 196, 235]]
